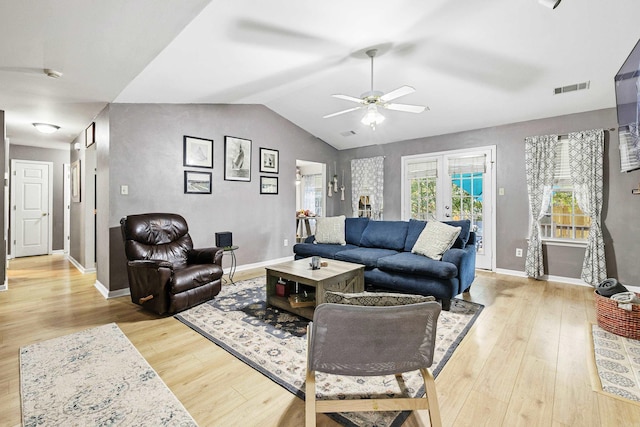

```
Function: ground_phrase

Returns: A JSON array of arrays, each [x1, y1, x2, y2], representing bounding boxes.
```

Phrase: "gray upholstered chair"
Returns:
[[305, 293, 442, 427]]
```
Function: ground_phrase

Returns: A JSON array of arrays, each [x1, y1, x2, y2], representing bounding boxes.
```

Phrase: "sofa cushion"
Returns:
[[334, 247, 399, 268], [443, 219, 471, 248], [404, 219, 427, 252], [412, 221, 461, 261], [345, 217, 369, 245], [314, 215, 346, 245], [378, 252, 458, 279], [324, 290, 435, 306], [294, 242, 357, 259], [360, 221, 409, 251]]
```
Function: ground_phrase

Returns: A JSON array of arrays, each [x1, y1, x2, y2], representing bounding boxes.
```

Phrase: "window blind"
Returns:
[[407, 160, 438, 179], [447, 154, 486, 175]]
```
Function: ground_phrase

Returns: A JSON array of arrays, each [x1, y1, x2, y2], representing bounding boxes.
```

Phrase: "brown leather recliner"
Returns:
[[120, 213, 224, 315]]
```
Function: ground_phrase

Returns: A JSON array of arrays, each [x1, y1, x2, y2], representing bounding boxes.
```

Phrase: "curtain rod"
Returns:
[[543, 128, 617, 139]]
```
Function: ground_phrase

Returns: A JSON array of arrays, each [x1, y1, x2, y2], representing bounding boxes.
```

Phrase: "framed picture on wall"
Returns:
[[259, 148, 279, 173], [184, 170, 212, 194], [224, 136, 251, 181], [85, 122, 95, 148], [260, 176, 278, 194], [183, 135, 213, 168], [71, 159, 81, 202]]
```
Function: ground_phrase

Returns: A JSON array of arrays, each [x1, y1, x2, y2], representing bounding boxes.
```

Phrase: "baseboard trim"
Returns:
[[228, 255, 294, 275], [94, 279, 130, 299], [67, 255, 96, 274], [494, 268, 591, 287], [51, 249, 65, 255], [0, 278, 7, 291]]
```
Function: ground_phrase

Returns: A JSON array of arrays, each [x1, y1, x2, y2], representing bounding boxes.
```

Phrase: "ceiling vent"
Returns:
[[554, 81, 590, 95], [340, 130, 357, 137]]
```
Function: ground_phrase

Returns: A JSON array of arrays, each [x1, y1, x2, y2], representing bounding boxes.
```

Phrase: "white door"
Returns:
[[402, 146, 495, 270], [12, 160, 52, 257]]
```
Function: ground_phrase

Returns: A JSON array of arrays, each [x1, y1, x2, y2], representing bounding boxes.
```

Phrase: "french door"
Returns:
[[401, 146, 495, 270]]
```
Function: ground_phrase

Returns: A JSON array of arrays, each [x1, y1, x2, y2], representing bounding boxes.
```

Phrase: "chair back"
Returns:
[[308, 301, 441, 377], [120, 213, 194, 268]]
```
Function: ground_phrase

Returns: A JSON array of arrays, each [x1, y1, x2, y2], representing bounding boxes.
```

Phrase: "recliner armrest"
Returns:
[[188, 247, 223, 266], [128, 259, 174, 269]]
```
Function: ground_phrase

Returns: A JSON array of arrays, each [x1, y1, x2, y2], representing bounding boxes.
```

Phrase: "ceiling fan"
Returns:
[[323, 48, 428, 129]]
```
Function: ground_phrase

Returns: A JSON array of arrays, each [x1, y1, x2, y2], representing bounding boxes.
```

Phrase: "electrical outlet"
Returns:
[[120, 185, 128, 195], [283, 239, 289, 247], [515, 248, 523, 257]]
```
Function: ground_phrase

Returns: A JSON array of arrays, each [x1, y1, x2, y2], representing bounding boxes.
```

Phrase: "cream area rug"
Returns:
[[20, 323, 197, 426], [588, 323, 640, 405], [176, 277, 484, 427]]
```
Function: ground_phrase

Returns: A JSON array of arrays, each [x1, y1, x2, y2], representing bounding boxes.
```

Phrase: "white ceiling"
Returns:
[[3, 0, 640, 150]]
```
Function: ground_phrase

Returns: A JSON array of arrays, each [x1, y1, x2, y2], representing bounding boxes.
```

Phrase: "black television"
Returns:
[[615, 38, 640, 172]]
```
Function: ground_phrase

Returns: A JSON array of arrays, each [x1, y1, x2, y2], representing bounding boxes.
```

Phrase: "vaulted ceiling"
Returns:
[[2, 0, 640, 150]]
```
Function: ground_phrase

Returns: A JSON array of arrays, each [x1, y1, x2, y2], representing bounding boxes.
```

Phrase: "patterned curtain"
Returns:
[[524, 135, 558, 278], [568, 129, 606, 285], [351, 157, 384, 219]]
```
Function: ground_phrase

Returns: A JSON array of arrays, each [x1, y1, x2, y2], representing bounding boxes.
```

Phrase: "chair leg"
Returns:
[[420, 368, 442, 427], [305, 368, 316, 427]]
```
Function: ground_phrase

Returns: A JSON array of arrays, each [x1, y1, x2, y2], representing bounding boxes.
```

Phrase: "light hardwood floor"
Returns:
[[1, 254, 640, 426]]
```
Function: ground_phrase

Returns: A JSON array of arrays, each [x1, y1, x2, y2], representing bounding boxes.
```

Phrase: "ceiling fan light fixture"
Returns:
[[32, 122, 60, 134], [361, 105, 385, 130]]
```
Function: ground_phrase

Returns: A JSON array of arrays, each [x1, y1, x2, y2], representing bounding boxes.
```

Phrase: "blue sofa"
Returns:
[[293, 217, 476, 310]]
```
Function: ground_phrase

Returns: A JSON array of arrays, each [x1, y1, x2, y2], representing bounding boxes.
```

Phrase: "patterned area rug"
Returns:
[[176, 277, 484, 427], [20, 323, 197, 426], [588, 323, 640, 405]]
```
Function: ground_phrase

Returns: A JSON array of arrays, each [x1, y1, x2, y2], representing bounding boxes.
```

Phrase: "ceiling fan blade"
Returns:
[[332, 94, 364, 104], [323, 106, 362, 119], [379, 85, 415, 102], [384, 103, 428, 113]]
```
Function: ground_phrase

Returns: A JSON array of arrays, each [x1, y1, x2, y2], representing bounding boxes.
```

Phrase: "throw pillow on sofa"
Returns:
[[314, 215, 346, 245], [412, 220, 461, 260]]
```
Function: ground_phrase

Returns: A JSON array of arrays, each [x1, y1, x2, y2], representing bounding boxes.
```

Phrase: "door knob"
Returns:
[[445, 213, 451, 217], [445, 205, 450, 209], [42, 213, 48, 216]]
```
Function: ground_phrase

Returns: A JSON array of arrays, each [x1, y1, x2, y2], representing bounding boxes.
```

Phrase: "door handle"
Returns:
[[445, 213, 451, 217], [42, 213, 48, 216]]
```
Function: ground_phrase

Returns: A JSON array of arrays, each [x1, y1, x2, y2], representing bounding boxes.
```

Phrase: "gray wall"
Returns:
[[103, 103, 340, 291], [9, 144, 70, 252], [336, 108, 640, 284]]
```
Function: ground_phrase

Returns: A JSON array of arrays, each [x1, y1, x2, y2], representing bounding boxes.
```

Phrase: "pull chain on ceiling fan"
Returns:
[[323, 49, 428, 130]]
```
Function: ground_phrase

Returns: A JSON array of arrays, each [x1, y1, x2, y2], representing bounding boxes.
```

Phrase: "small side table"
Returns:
[[223, 245, 239, 284]]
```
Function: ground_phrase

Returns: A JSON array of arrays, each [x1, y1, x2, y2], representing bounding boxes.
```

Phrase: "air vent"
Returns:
[[340, 130, 357, 137], [554, 81, 590, 95]]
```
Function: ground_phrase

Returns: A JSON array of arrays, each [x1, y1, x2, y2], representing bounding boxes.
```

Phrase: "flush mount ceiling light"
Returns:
[[539, 0, 561, 9], [44, 68, 63, 79], [32, 123, 60, 134]]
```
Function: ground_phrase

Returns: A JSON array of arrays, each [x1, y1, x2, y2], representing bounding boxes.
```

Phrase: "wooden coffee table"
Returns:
[[265, 258, 365, 320]]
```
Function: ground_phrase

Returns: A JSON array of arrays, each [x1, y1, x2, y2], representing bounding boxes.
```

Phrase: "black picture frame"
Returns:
[[259, 147, 279, 174], [183, 135, 213, 169], [85, 122, 95, 148], [260, 176, 278, 195], [224, 136, 251, 181], [184, 170, 212, 194]]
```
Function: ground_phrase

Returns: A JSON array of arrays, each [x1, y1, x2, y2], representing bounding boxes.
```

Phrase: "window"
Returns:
[[302, 174, 323, 217], [539, 138, 590, 242], [407, 159, 438, 221]]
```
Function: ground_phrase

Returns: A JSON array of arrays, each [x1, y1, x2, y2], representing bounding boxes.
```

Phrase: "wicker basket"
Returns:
[[594, 291, 640, 339]]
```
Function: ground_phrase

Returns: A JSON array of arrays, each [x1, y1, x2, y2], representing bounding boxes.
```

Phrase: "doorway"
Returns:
[[401, 146, 496, 270], [10, 159, 53, 257]]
